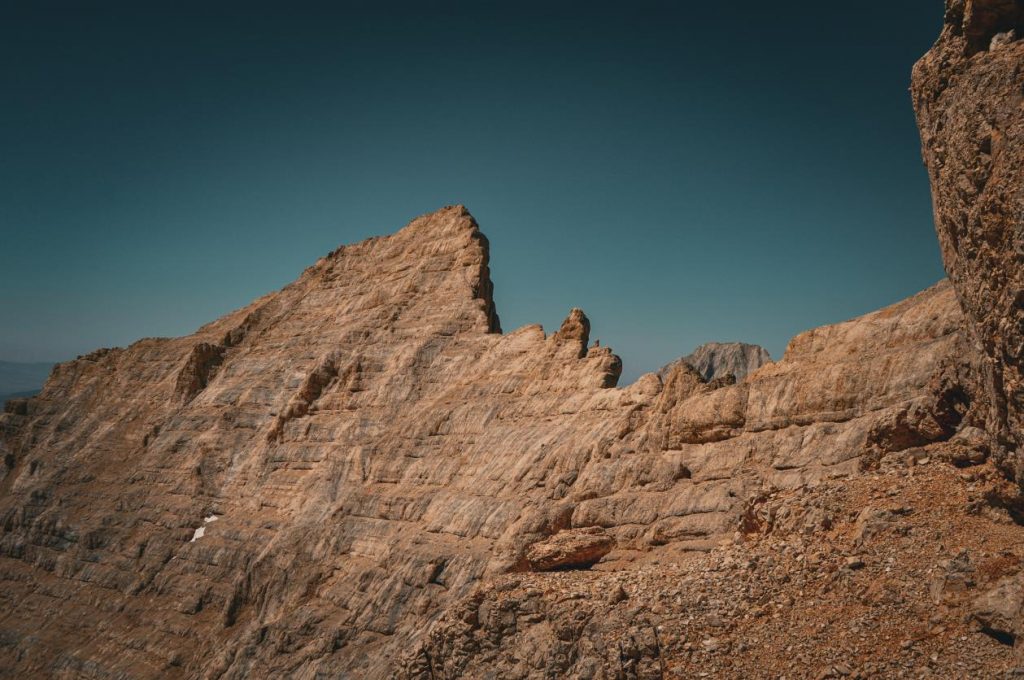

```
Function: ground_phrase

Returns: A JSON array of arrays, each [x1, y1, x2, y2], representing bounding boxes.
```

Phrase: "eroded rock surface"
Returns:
[[409, 457, 1024, 679], [523, 527, 615, 572], [913, 0, 1024, 474], [0, 204, 988, 679]]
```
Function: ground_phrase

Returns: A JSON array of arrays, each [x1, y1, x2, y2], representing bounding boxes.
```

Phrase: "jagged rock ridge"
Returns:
[[0, 2, 1022, 676], [913, 0, 1024, 477], [0, 204, 988, 678]]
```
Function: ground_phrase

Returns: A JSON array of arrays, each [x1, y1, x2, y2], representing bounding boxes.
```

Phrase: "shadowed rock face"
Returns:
[[680, 342, 772, 382], [912, 0, 1024, 476], [0, 202, 983, 678]]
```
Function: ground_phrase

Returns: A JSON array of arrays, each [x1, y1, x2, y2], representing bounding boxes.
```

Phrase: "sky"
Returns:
[[0, 1, 948, 383]]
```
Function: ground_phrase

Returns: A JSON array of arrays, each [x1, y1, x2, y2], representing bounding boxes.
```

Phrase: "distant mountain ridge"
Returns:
[[682, 341, 772, 381], [659, 341, 772, 383]]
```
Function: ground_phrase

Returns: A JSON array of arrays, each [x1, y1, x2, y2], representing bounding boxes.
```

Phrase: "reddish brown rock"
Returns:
[[523, 527, 615, 571], [912, 0, 1024, 475], [972, 571, 1024, 646]]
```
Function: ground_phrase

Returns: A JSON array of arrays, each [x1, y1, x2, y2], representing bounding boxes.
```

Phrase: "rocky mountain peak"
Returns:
[[0, 203, 986, 677], [2, 4, 1024, 677], [681, 341, 772, 382]]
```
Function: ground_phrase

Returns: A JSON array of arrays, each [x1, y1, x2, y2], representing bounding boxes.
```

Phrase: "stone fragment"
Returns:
[[971, 572, 1024, 646], [524, 527, 615, 571]]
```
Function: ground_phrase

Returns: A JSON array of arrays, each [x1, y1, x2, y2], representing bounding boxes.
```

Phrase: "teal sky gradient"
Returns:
[[0, 2, 947, 382]]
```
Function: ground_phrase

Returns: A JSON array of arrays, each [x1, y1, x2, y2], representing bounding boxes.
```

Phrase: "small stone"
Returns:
[[607, 584, 628, 604], [702, 637, 722, 652]]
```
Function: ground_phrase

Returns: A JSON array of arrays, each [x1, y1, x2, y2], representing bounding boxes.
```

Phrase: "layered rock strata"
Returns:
[[1, 3, 1023, 675], [0, 204, 984, 678]]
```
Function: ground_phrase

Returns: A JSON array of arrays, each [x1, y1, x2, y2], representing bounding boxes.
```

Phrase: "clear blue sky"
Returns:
[[0, 2, 947, 383]]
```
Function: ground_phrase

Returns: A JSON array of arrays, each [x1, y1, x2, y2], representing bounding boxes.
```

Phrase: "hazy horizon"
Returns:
[[1, 2, 947, 383]]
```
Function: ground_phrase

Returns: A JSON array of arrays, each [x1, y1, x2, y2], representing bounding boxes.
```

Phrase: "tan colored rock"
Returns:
[[0, 202, 982, 678]]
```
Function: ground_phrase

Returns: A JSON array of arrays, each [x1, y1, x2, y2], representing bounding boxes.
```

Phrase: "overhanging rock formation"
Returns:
[[913, 0, 1024, 476]]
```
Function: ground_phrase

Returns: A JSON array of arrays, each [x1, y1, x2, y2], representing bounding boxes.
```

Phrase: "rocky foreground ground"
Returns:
[[410, 453, 1024, 678]]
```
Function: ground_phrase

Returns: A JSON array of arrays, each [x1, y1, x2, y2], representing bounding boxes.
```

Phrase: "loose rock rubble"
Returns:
[[408, 457, 1024, 678]]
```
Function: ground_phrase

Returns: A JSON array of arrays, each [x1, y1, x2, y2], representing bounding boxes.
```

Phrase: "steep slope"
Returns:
[[2, 3, 1023, 675], [410, 454, 1024, 679], [0, 203, 984, 678], [913, 0, 1024, 476]]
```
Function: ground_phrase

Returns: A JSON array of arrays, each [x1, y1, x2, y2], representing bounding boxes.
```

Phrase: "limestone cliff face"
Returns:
[[0, 201, 983, 678], [912, 0, 1024, 475]]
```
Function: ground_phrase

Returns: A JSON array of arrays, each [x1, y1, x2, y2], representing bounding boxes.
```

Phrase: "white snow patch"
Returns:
[[189, 515, 220, 542]]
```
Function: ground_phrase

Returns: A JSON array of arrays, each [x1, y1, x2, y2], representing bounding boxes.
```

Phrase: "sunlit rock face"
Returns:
[[0, 200, 985, 678], [913, 0, 1024, 476]]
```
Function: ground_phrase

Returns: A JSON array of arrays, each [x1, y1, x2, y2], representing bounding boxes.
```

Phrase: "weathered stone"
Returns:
[[912, 0, 1024, 475], [524, 527, 615, 571], [972, 572, 1024, 645], [2, 3, 1023, 673]]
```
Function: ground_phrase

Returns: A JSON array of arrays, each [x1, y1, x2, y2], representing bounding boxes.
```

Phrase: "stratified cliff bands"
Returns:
[[0, 2, 1022, 678]]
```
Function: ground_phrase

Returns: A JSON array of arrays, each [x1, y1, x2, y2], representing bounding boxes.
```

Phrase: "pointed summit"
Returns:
[[552, 308, 590, 358]]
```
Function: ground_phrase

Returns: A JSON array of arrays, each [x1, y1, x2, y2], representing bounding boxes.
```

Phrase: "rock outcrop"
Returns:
[[523, 527, 615, 572], [912, 0, 1024, 476], [676, 341, 772, 382], [0, 204, 989, 678]]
